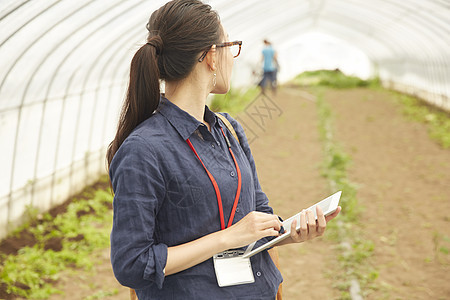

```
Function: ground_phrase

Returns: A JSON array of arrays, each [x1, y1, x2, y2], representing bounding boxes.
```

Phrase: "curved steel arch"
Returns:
[[47, 25, 143, 205], [6, 0, 134, 221], [30, 6, 146, 207], [0, 0, 32, 22], [0, 1, 60, 48], [0, 0, 98, 96], [230, 0, 449, 102]]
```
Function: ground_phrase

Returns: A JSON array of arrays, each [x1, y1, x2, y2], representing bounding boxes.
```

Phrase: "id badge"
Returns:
[[213, 250, 255, 287]]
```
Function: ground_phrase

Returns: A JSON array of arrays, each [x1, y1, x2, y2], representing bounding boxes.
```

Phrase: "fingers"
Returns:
[[299, 210, 308, 238], [316, 206, 326, 235], [246, 211, 283, 236], [296, 208, 325, 241], [255, 214, 282, 239], [261, 217, 282, 232], [287, 205, 341, 244], [289, 219, 300, 242], [290, 211, 308, 242], [250, 211, 282, 231], [227, 212, 283, 249], [325, 206, 341, 222], [306, 209, 316, 235], [262, 227, 282, 237]]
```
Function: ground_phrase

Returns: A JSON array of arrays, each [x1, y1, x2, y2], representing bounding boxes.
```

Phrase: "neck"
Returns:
[[165, 79, 210, 124]]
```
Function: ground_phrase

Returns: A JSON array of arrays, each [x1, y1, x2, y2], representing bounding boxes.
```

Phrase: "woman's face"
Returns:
[[212, 26, 234, 94]]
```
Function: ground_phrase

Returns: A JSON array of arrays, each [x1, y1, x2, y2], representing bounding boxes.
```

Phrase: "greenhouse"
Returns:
[[0, 0, 449, 299]]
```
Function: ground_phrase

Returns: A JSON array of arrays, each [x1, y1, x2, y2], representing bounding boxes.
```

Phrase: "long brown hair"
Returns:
[[106, 0, 222, 168]]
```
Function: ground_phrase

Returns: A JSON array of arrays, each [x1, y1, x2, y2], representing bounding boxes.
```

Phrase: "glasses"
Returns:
[[198, 41, 242, 62]]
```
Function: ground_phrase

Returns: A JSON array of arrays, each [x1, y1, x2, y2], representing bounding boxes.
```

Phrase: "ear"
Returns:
[[205, 45, 217, 72]]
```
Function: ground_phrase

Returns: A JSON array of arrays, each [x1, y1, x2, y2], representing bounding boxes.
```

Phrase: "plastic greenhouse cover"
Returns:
[[0, 0, 449, 239]]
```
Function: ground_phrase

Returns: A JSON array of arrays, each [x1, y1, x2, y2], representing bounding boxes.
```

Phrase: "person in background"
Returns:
[[107, 1, 341, 299], [259, 39, 278, 94]]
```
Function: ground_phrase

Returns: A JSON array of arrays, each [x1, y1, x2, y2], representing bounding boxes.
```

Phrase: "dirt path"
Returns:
[[326, 88, 450, 299], [46, 86, 450, 300], [241, 88, 340, 299]]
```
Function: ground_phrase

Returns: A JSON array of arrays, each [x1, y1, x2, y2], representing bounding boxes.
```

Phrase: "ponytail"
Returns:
[[106, 37, 162, 169]]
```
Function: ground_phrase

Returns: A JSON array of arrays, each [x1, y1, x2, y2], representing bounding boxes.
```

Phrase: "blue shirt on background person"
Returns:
[[109, 96, 283, 299], [262, 45, 276, 72]]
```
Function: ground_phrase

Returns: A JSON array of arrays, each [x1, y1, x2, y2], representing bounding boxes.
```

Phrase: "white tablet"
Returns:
[[242, 191, 341, 259]]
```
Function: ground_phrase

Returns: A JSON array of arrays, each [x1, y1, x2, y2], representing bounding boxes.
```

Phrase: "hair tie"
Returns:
[[146, 42, 159, 55], [146, 42, 158, 53], [146, 37, 163, 55]]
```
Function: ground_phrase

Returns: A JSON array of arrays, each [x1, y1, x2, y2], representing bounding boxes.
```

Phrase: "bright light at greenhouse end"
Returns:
[[278, 32, 373, 81], [231, 32, 373, 88]]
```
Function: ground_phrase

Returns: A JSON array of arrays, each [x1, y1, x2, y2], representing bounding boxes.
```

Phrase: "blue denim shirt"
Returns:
[[109, 96, 283, 299]]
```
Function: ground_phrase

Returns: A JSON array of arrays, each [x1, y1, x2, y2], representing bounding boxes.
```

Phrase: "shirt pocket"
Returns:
[[166, 175, 205, 208]]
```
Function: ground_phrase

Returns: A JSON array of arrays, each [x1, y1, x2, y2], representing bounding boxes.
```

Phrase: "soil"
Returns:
[[0, 181, 109, 257], [0, 180, 111, 299], [325, 88, 450, 299], [0, 230, 37, 256], [1, 86, 449, 299]]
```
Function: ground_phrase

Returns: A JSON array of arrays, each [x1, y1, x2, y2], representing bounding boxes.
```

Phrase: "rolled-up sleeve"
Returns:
[[109, 134, 167, 289], [223, 113, 273, 215]]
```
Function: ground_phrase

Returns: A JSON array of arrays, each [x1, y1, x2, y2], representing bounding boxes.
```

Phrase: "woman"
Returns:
[[107, 1, 340, 299]]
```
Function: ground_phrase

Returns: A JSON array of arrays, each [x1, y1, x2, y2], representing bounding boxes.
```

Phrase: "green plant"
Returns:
[[210, 86, 260, 115], [394, 93, 450, 149], [0, 178, 113, 299], [315, 88, 378, 297], [293, 70, 450, 149], [292, 70, 380, 89], [83, 289, 118, 300]]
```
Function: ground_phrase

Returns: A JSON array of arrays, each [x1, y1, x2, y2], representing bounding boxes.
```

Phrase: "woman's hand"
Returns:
[[287, 205, 341, 243], [222, 211, 283, 249], [165, 211, 281, 275]]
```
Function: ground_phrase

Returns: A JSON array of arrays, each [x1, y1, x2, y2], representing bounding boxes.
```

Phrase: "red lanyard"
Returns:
[[186, 127, 242, 230]]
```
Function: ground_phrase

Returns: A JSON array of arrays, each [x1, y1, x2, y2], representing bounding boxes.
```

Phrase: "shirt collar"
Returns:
[[158, 96, 218, 141]]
